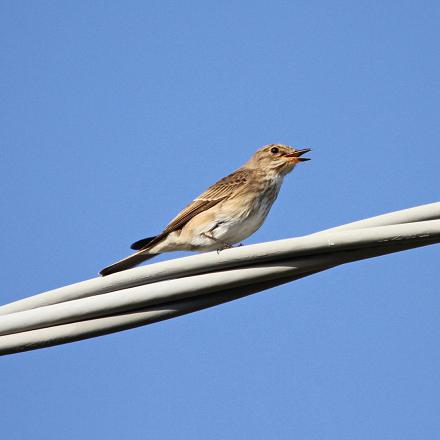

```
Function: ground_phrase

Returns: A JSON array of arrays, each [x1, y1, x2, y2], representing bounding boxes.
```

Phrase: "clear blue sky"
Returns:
[[1, 1, 439, 438]]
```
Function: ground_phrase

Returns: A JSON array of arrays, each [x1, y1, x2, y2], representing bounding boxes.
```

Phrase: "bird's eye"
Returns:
[[270, 147, 279, 154]]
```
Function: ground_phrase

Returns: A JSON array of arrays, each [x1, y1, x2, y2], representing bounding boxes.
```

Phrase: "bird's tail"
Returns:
[[130, 235, 157, 250], [99, 250, 158, 276]]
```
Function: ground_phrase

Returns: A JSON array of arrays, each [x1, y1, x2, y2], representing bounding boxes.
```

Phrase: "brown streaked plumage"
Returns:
[[100, 144, 311, 276]]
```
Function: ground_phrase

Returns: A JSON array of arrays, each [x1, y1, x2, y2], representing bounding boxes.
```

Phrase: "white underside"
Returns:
[[150, 174, 284, 254]]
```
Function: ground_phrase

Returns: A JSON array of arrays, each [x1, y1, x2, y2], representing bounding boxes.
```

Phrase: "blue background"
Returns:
[[1, 1, 439, 438]]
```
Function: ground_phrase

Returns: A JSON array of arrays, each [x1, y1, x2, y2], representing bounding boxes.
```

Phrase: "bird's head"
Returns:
[[246, 144, 311, 176]]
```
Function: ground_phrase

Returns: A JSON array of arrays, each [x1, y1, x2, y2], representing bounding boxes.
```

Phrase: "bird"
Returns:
[[100, 144, 311, 276]]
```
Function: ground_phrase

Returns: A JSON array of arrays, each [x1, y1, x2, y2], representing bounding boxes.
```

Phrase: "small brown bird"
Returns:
[[100, 144, 311, 276]]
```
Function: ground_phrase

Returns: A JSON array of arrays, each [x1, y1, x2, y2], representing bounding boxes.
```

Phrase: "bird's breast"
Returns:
[[211, 178, 282, 243], [246, 184, 280, 224]]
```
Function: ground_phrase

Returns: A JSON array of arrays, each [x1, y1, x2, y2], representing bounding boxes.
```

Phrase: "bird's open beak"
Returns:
[[285, 148, 311, 162]]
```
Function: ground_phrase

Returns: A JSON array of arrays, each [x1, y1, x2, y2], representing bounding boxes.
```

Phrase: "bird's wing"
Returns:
[[134, 168, 252, 251], [162, 167, 251, 234]]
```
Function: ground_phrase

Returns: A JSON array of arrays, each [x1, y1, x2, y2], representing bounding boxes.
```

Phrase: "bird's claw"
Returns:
[[216, 242, 243, 254]]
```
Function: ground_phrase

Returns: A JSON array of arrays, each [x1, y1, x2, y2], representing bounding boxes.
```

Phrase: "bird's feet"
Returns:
[[216, 242, 233, 254], [201, 233, 244, 254], [215, 242, 244, 254], [217, 243, 244, 254], [202, 232, 235, 253]]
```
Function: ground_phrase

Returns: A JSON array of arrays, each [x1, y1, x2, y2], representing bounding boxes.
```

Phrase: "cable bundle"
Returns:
[[1, 202, 439, 356]]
